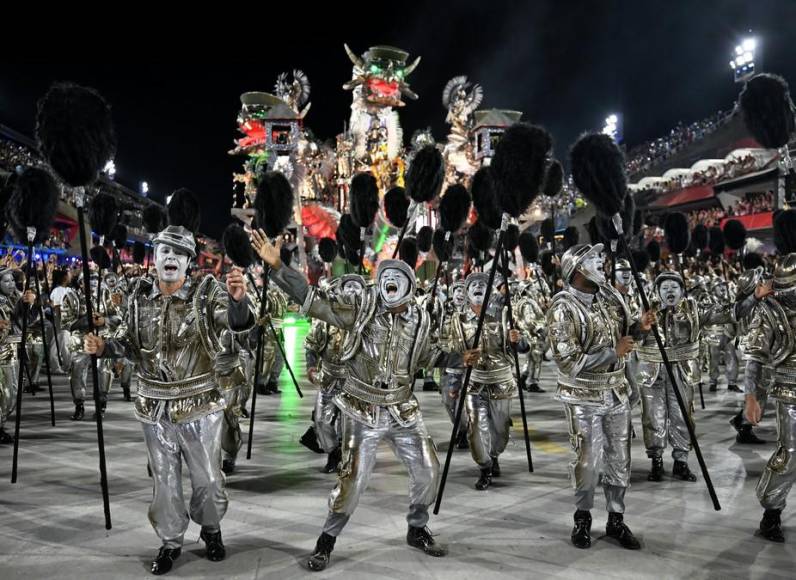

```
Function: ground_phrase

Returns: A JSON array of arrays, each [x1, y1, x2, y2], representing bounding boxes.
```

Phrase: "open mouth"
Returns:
[[366, 79, 401, 105], [164, 264, 178, 273], [386, 282, 398, 295]]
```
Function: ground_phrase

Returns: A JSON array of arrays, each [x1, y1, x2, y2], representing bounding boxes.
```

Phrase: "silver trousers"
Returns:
[[314, 384, 341, 453], [466, 385, 512, 470], [141, 411, 227, 548], [0, 362, 18, 430], [641, 374, 694, 461], [564, 396, 631, 513], [322, 410, 439, 537], [757, 401, 796, 511], [521, 348, 543, 382], [709, 335, 738, 385], [70, 353, 113, 403], [440, 372, 467, 431]]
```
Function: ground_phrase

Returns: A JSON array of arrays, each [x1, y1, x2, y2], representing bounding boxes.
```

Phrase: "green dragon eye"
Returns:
[[396, 69, 405, 79], [369, 64, 381, 74]]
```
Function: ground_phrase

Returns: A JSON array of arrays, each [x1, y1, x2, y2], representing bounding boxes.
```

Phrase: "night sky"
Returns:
[[2, 1, 794, 238]]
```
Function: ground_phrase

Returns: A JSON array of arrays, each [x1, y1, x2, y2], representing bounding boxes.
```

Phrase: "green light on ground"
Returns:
[[277, 317, 309, 427]]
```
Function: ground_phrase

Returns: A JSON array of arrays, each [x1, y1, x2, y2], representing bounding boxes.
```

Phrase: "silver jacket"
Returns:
[[744, 295, 796, 404]]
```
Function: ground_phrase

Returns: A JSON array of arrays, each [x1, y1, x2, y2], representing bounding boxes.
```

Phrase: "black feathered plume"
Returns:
[[254, 172, 294, 238], [632, 249, 651, 272], [491, 123, 552, 218], [563, 226, 580, 249], [570, 133, 627, 218], [167, 188, 201, 233], [739, 73, 796, 150], [336, 214, 361, 265], [542, 159, 564, 198], [399, 237, 419, 269], [405, 145, 444, 203], [518, 231, 539, 263], [143, 204, 166, 234], [432, 229, 452, 262], [692, 224, 708, 251], [90, 245, 111, 269], [743, 252, 765, 270], [132, 241, 147, 265], [111, 224, 128, 249], [471, 166, 501, 229], [663, 212, 690, 254], [36, 83, 117, 188], [646, 240, 661, 264], [723, 219, 747, 251], [417, 226, 433, 253], [468, 220, 492, 252], [774, 209, 796, 255], [8, 167, 59, 244], [541, 218, 555, 245], [222, 223, 255, 269], [586, 217, 600, 245], [540, 250, 556, 276], [89, 193, 119, 242], [439, 183, 471, 233], [708, 227, 725, 256], [505, 224, 520, 252], [350, 172, 380, 229], [384, 186, 410, 228], [318, 237, 337, 263]]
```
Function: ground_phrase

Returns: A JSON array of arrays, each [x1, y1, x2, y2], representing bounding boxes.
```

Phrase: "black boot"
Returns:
[[407, 526, 447, 557], [606, 512, 641, 549], [672, 460, 697, 482], [571, 510, 592, 549], [528, 383, 545, 393], [266, 380, 281, 394], [200, 527, 226, 562], [728, 383, 743, 393], [758, 509, 785, 543], [300, 426, 325, 454], [70, 402, 84, 421], [323, 447, 341, 474], [455, 429, 469, 449], [150, 547, 181, 575], [307, 532, 336, 571], [490, 456, 501, 478], [422, 380, 438, 392], [122, 385, 131, 402], [475, 468, 492, 490], [0, 428, 14, 444], [737, 426, 766, 444], [647, 457, 664, 482], [222, 458, 236, 475]]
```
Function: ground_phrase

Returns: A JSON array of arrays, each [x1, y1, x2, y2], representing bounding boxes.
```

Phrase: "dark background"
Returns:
[[2, 0, 794, 238]]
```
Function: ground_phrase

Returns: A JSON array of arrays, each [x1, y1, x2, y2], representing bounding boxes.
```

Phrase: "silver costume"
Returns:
[[547, 244, 641, 514], [703, 279, 739, 389], [271, 259, 439, 537], [101, 226, 253, 550], [0, 279, 20, 441]]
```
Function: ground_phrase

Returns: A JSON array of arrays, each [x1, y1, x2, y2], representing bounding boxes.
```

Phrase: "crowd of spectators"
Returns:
[[625, 110, 732, 177]]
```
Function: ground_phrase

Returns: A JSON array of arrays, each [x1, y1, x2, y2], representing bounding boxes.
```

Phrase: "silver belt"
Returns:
[[342, 375, 412, 405], [773, 366, 796, 384], [558, 365, 626, 391], [137, 372, 216, 400], [321, 360, 347, 379], [471, 364, 514, 385], [637, 342, 699, 364]]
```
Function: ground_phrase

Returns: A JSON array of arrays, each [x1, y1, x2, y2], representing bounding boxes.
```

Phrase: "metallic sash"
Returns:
[[137, 372, 216, 400], [342, 375, 412, 405], [637, 342, 699, 364]]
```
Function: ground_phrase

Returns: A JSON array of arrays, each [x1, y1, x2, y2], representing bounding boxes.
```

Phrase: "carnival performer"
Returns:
[[0, 268, 21, 444]]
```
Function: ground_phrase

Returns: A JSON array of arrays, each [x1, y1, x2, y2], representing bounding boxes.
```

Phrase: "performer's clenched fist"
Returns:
[[226, 267, 247, 302], [84, 333, 105, 356]]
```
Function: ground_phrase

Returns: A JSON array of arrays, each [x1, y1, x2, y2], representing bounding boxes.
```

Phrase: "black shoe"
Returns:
[[758, 509, 785, 543], [0, 428, 14, 444], [728, 384, 743, 393], [647, 457, 664, 482], [222, 458, 236, 475], [528, 383, 545, 393], [406, 526, 447, 557], [606, 513, 641, 550], [708, 383, 717, 392], [70, 402, 84, 421], [200, 527, 226, 562], [490, 456, 501, 478], [736, 427, 766, 444], [456, 430, 469, 449], [672, 460, 697, 482], [475, 468, 492, 491], [300, 426, 325, 454], [571, 510, 592, 549], [307, 533, 336, 571], [122, 386, 131, 402], [240, 407, 249, 419], [266, 380, 281, 394], [255, 382, 269, 395], [323, 447, 341, 474], [422, 380, 438, 392], [151, 547, 181, 575]]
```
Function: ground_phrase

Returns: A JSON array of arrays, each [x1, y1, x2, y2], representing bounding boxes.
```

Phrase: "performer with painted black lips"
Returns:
[[547, 243, 654, 551], [84, 224, 254, 575], [251, 229, 446, 572]]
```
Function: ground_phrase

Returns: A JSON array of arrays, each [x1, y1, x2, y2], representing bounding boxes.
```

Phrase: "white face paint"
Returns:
[[467, 279, 488, 306], [378, 268, 412, 307], [579, 251, 606, 285], [452, 285, 466, 309], [89, 276, 100, 294], [0, 273, 16, 297], [615, 270, 632, 288], [155, 244, 191, 285], [341, 279, 364, 298], [659, 280, 684, 307], [714, 283, 729, 302]]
